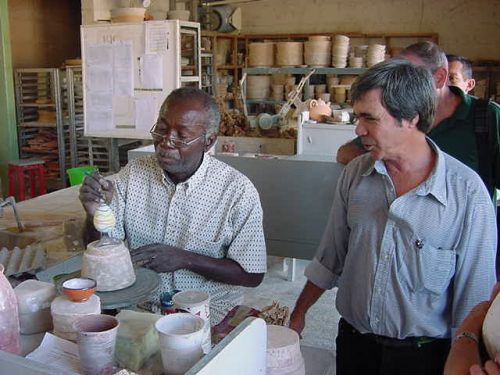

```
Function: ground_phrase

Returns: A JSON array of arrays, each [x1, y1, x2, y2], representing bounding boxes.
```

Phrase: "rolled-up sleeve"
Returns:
[[305, 167, 350, 290], [451, 200, 497, 332]]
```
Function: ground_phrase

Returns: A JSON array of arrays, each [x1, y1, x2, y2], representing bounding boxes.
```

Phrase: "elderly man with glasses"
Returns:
[[79, 87, 266, 325]]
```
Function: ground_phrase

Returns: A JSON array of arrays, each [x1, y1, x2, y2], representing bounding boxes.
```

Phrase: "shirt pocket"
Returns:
[[398, 238, 456, 295]]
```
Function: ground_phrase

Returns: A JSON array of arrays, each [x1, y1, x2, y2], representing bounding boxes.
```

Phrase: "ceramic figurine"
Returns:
[[93, 201, 119, 246], [308, 99, 332, 121]]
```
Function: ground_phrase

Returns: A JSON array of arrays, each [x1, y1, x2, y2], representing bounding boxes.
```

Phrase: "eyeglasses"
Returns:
[[150, 124, 205, 148]]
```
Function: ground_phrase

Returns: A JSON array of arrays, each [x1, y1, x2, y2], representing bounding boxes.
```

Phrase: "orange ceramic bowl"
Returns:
[[62, 277, 97, 302]]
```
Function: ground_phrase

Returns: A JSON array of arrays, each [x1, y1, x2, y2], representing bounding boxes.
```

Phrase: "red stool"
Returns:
[[8, 159, 47, 202]]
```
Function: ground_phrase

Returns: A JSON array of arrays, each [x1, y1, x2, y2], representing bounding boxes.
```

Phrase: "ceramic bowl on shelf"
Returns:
[[110, 7, 146, 23], [61, 277, 97, 302]]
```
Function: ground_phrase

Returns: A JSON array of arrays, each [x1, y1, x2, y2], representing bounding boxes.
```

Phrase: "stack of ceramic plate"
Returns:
[[348, 56, 364, 68], [304, 36, 331, 67], [247, 75, 271, 99], [248, 42, 274, 67], [366, 44, 386, 67], [332, 35, 349, 68], [271, 84, 284, 101], [276, 42, 303, 67]]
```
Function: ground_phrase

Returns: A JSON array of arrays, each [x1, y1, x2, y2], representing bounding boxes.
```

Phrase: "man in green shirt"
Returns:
[[337, 42, 500, 198]]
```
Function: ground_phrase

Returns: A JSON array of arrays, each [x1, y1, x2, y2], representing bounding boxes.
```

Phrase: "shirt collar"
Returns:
[[360, 139, 448, 206], [448, 85, 471, 121], [156, 153, 211, 193]]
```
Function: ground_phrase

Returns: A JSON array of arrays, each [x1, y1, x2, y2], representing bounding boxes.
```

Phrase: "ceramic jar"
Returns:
[[308, 99, 332, 121], [0, 264, 21, 354]]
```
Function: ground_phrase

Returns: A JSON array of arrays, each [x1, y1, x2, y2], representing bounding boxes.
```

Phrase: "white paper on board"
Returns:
[[135, 95, 159, 131], [113, 41, 134, 96], [139, 54, 163, 89], [145, 22, 171, 54], [87, 109, 113, 131], [86, 43, 113, 66], [113, 96, 135, 127]]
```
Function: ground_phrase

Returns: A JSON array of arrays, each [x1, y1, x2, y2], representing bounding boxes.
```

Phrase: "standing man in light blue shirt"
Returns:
[[290, 59, 497, 375]]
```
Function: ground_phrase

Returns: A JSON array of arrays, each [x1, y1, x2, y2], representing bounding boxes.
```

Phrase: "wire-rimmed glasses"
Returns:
[[150, 123, 204, 148]]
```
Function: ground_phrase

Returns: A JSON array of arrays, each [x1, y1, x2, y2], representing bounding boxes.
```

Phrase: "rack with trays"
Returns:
[[180, 22, 202, 89], [201, 52, 215, 95], [201, 31, 246, 108], [14, 68, 69, 189], [472, 62, 500, 103], [243, 32, 439, 60], [242, 67, 367, 116], [62, 66, 113, 173]]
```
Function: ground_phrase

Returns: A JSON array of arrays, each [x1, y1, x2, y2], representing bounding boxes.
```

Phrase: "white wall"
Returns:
[[239, 0, 500, 60]]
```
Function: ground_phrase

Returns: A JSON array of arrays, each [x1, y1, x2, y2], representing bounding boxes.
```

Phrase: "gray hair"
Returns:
[[400, 41, 448, 73], [351, 59, 436, 133], [159, 87, 220, 139]]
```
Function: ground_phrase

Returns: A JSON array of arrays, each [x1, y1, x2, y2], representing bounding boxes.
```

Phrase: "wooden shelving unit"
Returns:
[[472, 62, 500, 103]]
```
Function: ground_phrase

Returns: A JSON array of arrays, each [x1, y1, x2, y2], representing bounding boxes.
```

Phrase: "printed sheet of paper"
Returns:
[[113, 95, 135, 127], [113, 41, 134, 96], [139, 54, 163, 89], [85, 43, 114, 132], [26, 332, 81, 373], [135, 95, 159, 130], [145, 22, 171, 54]]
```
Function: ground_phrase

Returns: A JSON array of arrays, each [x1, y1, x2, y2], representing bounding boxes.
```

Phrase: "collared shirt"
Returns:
[[108, 153, 267, 325], [428, 85, 500, 195], [305, 140, 497, 339]]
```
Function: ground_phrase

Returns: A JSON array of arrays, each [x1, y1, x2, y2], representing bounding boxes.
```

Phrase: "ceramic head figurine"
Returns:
[[308, 98, 332, 121]]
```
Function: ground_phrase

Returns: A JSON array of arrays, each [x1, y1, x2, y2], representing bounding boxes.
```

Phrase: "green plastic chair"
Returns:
[[66, 166, 98, 186]]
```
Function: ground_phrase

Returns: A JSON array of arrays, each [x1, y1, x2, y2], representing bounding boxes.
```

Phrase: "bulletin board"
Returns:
[[81, 21, 179, 139]]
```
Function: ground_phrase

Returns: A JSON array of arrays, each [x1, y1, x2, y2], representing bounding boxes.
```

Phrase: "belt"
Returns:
[[339, 318, 439, 349]]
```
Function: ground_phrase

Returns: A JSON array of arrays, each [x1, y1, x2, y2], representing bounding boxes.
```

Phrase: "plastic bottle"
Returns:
[[0, 264, 21, 354]]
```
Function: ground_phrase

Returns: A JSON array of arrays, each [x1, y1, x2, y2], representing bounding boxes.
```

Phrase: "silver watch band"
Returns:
[[454, 331, 479, 344]]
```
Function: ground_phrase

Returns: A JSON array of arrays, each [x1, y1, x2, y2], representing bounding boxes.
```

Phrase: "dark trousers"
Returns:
[[336, 319, 451, 375]]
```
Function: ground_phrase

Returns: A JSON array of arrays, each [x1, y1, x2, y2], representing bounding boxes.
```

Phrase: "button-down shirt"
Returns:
[[305, 140, 497, 339], [109, 153, 267, 325]]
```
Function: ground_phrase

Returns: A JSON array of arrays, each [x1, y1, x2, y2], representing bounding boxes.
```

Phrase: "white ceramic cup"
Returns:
[[155, 313, 205, 375], [73, 314, 119, 375]]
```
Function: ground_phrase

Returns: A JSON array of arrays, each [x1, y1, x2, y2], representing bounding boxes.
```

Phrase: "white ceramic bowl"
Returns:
[[110, 8, 145, 23]]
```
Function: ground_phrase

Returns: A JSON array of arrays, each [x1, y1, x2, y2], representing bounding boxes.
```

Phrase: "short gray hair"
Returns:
[[400, 41, 448, 73], [351, 59, 436, 133], [159, 87, 220, 138]]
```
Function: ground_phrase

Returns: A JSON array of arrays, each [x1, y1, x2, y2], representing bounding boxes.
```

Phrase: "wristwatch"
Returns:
[[454, 331, 479, 344]]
